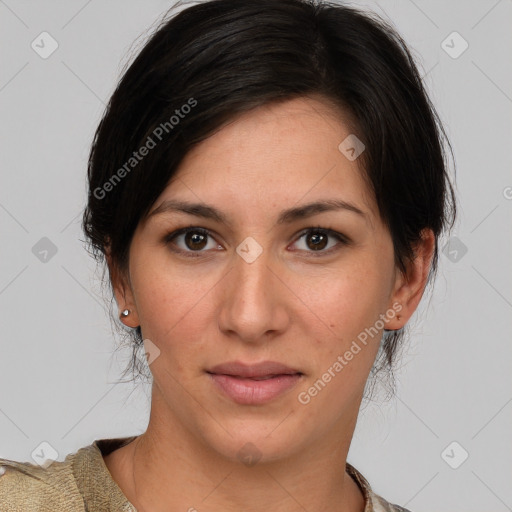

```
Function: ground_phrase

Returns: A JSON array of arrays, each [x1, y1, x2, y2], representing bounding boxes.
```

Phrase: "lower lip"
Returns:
[[208, 373, 302, 405]]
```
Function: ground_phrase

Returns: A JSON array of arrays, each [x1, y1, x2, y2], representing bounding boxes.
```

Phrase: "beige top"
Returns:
[[0, 436, 411, 511]]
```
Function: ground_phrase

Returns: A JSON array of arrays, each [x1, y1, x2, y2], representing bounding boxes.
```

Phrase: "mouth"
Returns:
[[206, 360, 303, 379], [217, 374, 296, 381], [206, 360, 303, 405]]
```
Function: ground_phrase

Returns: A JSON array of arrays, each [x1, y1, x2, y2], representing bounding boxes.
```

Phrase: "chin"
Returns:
[[197, 417, 306, 466]]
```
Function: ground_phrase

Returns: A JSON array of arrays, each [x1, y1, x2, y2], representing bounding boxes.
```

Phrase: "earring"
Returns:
[[121, 309, 130, 318]]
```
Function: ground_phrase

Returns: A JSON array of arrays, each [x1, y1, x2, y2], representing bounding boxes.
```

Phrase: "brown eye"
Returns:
[[292, 227, 349, 256], [165, 227, 221, 257], [305, 231, 328, 251], [184, 230, 208, 250]]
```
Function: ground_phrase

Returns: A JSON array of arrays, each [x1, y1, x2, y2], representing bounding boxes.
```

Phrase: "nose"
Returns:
[[217, 241, 290, 344]]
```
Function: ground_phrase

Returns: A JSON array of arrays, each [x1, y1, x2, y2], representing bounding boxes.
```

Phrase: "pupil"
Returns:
[[186, 231, 207, 250], [308, 232, 327, 250]]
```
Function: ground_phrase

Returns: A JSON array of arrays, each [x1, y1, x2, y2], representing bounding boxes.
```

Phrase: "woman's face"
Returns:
[[114, 96, 418, 462]]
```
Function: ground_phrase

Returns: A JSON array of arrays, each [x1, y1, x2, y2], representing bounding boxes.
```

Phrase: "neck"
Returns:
[[105, 387, 366, 512]]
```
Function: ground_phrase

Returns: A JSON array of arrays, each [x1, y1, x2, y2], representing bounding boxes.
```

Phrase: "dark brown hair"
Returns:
[[82, 0, 457, 392]]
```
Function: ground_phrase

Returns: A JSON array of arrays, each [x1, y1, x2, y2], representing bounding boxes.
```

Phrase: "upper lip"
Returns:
[[207, 360, 302, 378]]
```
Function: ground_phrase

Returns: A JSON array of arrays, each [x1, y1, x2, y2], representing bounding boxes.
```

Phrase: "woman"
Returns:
[[0, 0, 456, 510]]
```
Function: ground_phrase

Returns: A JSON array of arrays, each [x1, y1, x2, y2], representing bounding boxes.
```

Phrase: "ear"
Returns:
[[105, 247, 140, 328], [385, 228, 435, 330]]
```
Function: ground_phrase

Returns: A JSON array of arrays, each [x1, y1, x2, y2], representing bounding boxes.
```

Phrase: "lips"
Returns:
[[206, 360, 302, 379], [206, 360, 303, 405]]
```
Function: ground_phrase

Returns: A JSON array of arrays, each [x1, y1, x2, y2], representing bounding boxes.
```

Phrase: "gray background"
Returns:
[[1, 1, 511, 511]]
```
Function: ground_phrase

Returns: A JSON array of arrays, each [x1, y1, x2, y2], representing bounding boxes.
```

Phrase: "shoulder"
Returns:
[[346, 462, 412, 512], [0, 436, 138, 512], [371, 492, 413, 512], [0, 454, 84, 512]]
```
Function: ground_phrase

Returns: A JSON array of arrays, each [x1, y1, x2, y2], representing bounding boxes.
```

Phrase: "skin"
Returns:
[[104, 96, 435, 512]]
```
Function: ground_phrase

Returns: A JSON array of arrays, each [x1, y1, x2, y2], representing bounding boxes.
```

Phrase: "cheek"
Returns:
[[312, 261, 387, 331], [130, 260, 199, 342], [298, 275, 385, 410], [303, 260, 391, 375]]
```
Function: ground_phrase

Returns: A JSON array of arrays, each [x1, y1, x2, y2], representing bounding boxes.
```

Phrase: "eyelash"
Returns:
[[164, 225, 350, 259]]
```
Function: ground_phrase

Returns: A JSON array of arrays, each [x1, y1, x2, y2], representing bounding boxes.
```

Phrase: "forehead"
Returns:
[[151, 96, 379, 228]]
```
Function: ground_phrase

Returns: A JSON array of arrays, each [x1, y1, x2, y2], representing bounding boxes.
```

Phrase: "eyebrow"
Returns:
[[148, 198, 368, 226]]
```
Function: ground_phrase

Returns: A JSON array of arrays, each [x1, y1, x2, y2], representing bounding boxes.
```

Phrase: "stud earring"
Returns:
[[121, 309, 130, 318]]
